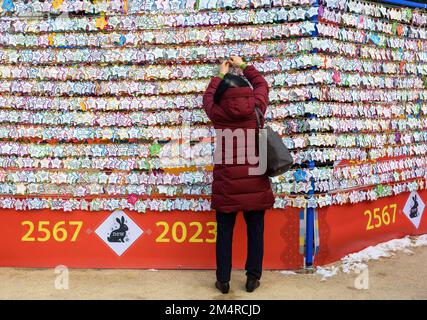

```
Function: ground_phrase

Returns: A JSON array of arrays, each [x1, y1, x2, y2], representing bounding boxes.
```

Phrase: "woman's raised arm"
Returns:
[[202, 76, 222, 121], [228, 56, 269, 114], [242, 64, 269, 114], [202, 60, 230, 120]]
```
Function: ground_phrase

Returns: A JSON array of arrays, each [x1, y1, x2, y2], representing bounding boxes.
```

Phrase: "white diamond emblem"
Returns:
[[95, 210, 143, 256], [403, 192, 425, 229]]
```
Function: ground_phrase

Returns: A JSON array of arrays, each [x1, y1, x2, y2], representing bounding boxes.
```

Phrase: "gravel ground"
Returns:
[[1, 246, 427, 300]]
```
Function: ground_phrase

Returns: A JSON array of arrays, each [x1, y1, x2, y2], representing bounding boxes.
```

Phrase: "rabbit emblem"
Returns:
[[107, 216, 128, 243], [410, 195, 419, 219]]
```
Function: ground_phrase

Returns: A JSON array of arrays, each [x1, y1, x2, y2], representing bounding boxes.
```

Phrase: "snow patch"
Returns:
[[315, 234, 427, 280], [413, 234, 427, 247], [279, 270, 297, 275], [316, 266, 339, 281]]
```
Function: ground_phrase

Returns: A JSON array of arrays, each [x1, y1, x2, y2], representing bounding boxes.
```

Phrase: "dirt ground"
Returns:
[[1, 246, 427, 300]]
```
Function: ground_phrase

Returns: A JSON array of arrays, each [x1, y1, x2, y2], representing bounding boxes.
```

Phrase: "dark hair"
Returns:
[[214, 73, 250, 104]]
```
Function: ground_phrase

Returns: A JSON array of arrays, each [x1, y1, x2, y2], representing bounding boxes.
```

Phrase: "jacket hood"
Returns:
[[219, 87, 255, 120]]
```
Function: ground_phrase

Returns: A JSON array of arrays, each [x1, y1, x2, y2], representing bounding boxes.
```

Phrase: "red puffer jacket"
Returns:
[[202, 65, 275, 213]]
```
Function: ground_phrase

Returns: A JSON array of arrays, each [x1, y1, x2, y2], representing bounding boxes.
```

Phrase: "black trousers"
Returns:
[[216, 210, 265, 282]]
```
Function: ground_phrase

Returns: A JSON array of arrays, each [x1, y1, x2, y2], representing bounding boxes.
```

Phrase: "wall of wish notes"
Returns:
[[0, 0, 426, 213]]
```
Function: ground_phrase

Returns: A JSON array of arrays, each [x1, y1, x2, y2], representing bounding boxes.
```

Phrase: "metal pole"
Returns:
[[304, 0, 319, 268], [305, 161, 316, 267]]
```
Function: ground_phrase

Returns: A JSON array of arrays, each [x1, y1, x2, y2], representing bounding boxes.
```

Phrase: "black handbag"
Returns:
[[254, 107, 294, 177]]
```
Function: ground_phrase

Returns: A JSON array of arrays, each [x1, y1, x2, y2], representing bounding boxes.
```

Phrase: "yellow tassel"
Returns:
[[80, 101, 87, 112], [48, 34, 54, 46], [96, 15, 108, 30], [52, 0, 64, 10]]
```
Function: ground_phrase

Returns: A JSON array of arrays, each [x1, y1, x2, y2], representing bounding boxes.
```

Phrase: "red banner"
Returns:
[[0, 208, 303, 270], [315, 190, 427, 265]]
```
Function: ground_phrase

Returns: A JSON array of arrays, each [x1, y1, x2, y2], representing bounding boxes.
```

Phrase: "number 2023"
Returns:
[[21, 221, 83, 242], [364, 204, 397, 231], [156, 221, 217, 243]]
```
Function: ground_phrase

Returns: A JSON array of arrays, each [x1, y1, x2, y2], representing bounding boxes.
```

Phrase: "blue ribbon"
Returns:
[[381, 0, 427, 9], [2, 0, 14, 12]]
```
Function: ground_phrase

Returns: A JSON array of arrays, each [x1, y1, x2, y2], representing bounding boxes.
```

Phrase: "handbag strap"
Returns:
[[254, 106, 264, 129]]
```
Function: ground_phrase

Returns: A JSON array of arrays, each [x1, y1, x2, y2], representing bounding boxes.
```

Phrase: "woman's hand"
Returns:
[[219, 60, 230, 74], [228, 55, 244, 68]]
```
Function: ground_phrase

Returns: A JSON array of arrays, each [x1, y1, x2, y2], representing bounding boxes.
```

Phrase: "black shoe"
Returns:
[[246, 278, 260, 293], [215, 281, 230, 294]]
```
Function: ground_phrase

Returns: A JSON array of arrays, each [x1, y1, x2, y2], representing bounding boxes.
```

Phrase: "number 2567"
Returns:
[[364, 204, 397, 231], [21, 221, 83, 242]]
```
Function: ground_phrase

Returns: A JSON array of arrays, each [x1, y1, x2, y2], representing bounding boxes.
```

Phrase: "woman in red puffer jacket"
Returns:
[[203, 56, 275, 294]]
